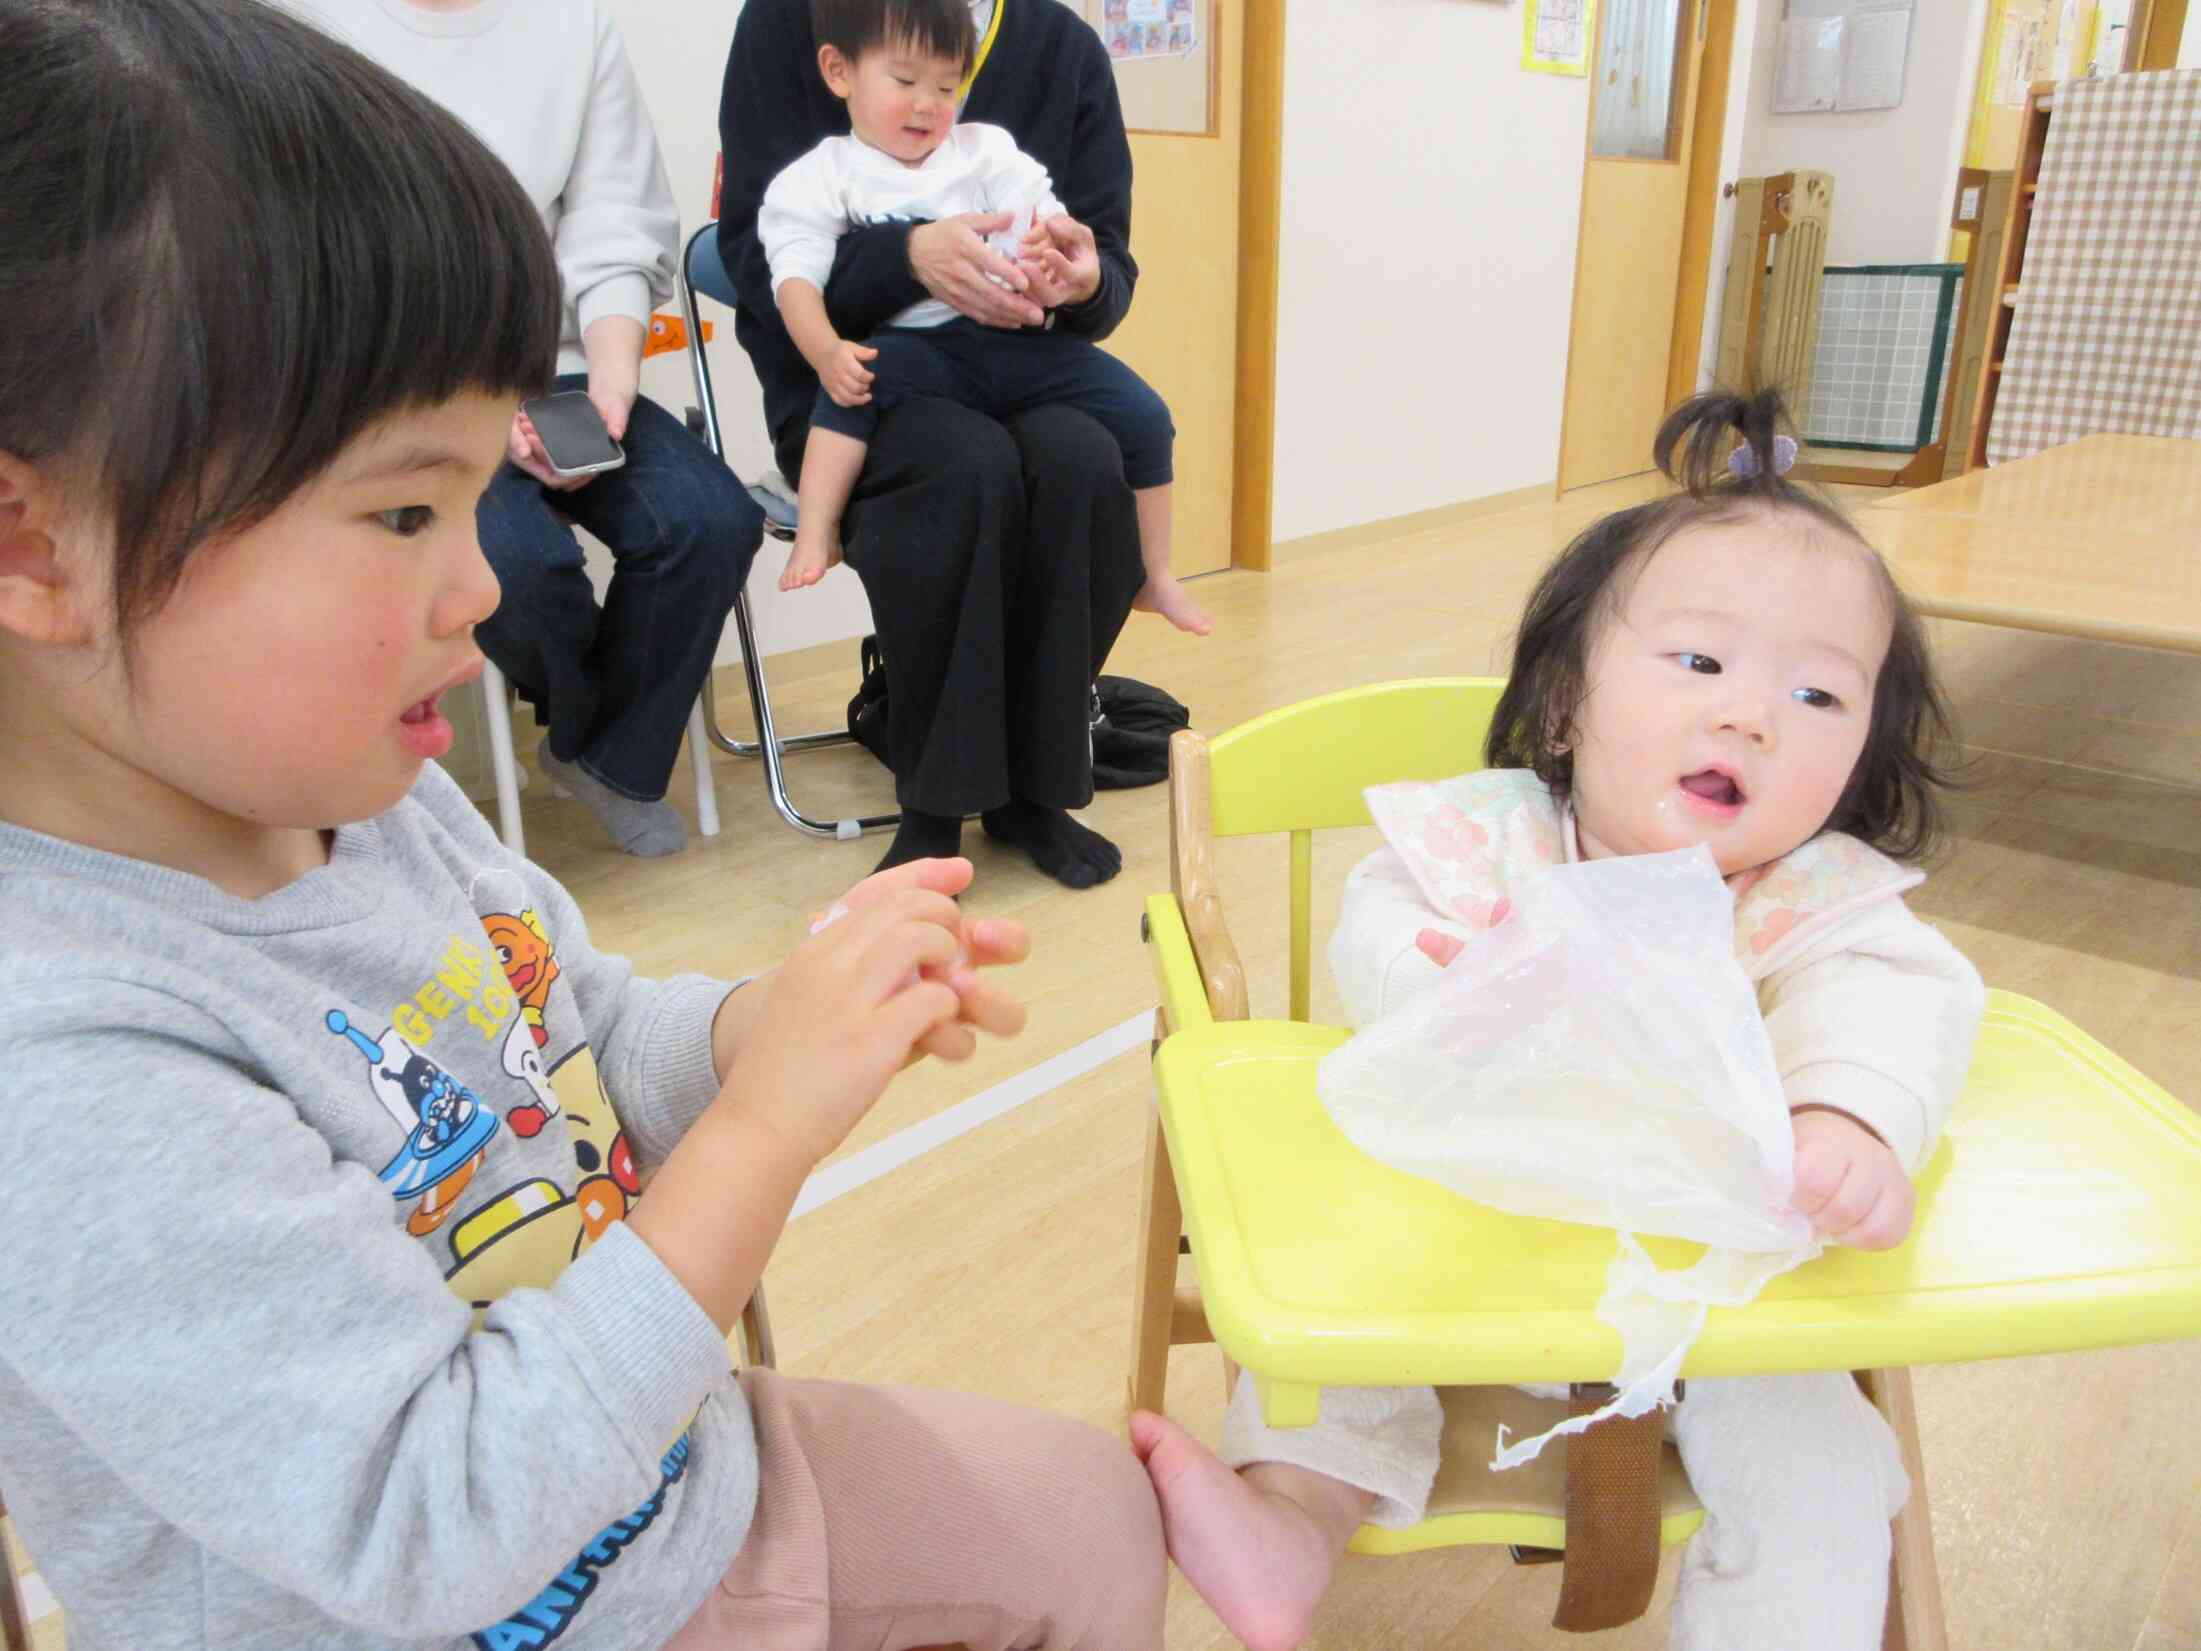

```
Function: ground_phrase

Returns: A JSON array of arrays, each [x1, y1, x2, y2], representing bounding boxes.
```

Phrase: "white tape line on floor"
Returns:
[[790, 1009, 1152, 1220]]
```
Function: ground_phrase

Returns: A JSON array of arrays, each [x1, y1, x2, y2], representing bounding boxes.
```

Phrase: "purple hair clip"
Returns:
[[1729, 434, 1799, 480]]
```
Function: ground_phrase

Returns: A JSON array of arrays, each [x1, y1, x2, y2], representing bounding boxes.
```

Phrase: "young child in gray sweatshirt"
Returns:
[[0, 5, 1162, 1649]]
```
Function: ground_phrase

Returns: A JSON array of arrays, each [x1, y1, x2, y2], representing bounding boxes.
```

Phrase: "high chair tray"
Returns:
[[1153, 992, 2201, 1413]]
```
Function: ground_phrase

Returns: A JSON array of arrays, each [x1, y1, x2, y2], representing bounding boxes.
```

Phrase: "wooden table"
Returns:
[[1854, 434, 2201, 655]]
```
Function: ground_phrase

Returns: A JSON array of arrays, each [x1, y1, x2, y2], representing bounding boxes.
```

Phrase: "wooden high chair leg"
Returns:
[[1130, 1027, 1189, 1415], [1856, 1368, 1949, 1651]]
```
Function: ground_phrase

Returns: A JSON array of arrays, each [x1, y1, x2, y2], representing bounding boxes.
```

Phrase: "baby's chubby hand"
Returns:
[[1788, 1107, 1915, 1251]]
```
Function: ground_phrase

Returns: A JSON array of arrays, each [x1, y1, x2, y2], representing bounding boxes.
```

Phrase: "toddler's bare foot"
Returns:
[[1129, 1410, 1351, 1651], [1133, 573, 1213, 636], [779, 531, 838, 591]]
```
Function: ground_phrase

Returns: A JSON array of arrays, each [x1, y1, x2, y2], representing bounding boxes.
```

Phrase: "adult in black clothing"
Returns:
[[718, 0, 1145, 887]]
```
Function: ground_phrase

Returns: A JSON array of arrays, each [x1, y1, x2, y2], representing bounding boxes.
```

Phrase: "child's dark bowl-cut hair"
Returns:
[[1483, 388, 1960, 861], [812, 0, 977, 69], [0, 0, 563, 645]]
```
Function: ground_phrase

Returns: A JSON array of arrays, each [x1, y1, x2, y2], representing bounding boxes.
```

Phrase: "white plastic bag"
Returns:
[[1316, 845, 1821, 1466]]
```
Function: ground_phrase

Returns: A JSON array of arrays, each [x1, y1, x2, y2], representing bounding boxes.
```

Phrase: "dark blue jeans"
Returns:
[[475, 380, 763, 801], [811, 320, 1174, 488]]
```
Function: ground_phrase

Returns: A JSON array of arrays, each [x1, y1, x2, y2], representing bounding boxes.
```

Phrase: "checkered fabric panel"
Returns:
[[1988, 69, 2201, 466]]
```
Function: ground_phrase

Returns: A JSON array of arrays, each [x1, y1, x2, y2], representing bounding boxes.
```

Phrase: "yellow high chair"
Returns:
[[1130, 678, 2201, 1643]]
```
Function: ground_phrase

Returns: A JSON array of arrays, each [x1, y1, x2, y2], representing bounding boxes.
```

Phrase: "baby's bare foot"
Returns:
[[1129, 1411, 1346, 1651], [779, 533, 837, 591], [1133, 573, 1213, 636]]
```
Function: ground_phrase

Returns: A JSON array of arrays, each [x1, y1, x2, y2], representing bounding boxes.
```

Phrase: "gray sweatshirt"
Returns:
[[0, 763, 755, 1651]]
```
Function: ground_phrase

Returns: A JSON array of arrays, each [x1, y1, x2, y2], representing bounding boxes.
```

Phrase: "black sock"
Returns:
[[981, 800, 1122, 889], [873, 808, 963, 874]]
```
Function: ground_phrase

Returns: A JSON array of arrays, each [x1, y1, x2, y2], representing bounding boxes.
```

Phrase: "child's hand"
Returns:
[[1789, 1107, 1915, 1250], [1019, 213, 1101, 308], [507, 409, 591, 493], [829, 856, 1029, 1064], [821, 340, 877, 408], [724, 884, 970, 1166]]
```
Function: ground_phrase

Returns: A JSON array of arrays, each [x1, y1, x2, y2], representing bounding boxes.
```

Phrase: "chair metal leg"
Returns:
[[687, 697, 719, 839], [480, 661, 526, 857], [680, 234, 898, 842]]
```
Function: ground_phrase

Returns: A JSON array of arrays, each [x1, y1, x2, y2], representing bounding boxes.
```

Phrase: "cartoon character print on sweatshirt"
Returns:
[[438, 901, 642, 1314], [325, 1007, 502, 1237]]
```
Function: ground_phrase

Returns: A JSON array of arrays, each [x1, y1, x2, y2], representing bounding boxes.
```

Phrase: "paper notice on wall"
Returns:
[[1993, 13, 2045, 104], [1775, 16, 1845, 111], [1522, 0, 1594, 77], [1840, 7, 1911, 109], [1771, 1, 1912, 113], [1099, 0, 1198, 59]]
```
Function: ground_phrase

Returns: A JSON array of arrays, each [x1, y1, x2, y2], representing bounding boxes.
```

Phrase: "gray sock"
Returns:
[[536, 752, 686, 858]]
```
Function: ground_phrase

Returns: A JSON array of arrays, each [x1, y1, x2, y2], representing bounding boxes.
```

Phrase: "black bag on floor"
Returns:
[[847, 634, 891, 769], [845, 638, 1185, 790], [1090, 674, 1187, 789]]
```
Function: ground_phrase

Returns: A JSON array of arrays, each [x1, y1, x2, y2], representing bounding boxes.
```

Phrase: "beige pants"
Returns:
[[663, 1368, 1166, 1651]]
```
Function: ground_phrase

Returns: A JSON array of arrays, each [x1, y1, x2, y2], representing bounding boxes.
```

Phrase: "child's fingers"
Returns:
[[869, 978, 963, 1064], [946, 972, 1026, 1040], [1787, 1142, 1850, 1218], [960, 914, 1029, 969], [853, 345, 878, 361], [844, 856, 976, 909], [1836, 1177, 1915, 1251], [914, 1020, 978, 1065]]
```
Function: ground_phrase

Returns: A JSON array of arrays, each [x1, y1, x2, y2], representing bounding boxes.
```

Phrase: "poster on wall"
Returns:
[[1522, 0, 1594, 76], [1097, 0, 1199, 60], [1770, 0, 1913, 112], [1992, 10, 2046, 102]]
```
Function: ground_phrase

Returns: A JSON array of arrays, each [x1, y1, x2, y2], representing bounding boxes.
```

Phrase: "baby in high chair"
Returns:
[[1131, 389, 1987, 1651], [759, 0, 1211, 634]]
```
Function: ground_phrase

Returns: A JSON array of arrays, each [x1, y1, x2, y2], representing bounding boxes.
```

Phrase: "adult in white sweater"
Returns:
[[1130, 391, 1984, 1651], [283, 0, 764, 857]]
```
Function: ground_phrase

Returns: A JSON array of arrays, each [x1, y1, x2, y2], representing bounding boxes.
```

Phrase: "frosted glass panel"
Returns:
[[1592, 0, 1688, 159]]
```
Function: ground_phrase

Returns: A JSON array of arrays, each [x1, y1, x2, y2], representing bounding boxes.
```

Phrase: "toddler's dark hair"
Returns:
[[812, 0, 977, 68], [0, 0, 562, 646], [1484, 388, 1958, 860]]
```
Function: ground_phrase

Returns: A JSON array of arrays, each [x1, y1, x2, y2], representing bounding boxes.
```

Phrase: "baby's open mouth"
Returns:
[[1679, 769, 1744, 807]]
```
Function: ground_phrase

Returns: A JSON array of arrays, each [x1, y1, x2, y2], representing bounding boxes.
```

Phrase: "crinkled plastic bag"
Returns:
[[1316, 845, 1821, 1467]]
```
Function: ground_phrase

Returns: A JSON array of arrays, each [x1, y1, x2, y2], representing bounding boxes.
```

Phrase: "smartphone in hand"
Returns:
[[521, 391, 626, 478]]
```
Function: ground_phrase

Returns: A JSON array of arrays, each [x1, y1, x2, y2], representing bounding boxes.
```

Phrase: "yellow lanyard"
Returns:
[[959, 0, 1005, 103]]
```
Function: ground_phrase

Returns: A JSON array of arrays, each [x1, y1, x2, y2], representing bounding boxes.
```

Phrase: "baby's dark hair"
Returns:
[[1484, 388, 1958, 860], [0, 0, 562, 646], [812, 0, 977, 68]]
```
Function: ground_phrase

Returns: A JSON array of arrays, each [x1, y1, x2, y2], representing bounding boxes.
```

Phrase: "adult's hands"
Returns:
[[1018, 213, 1103, 310], [908, 212, 1047, 329]]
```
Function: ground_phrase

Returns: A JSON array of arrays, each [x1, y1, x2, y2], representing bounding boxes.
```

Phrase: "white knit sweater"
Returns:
[[277, 0, 681, 377]]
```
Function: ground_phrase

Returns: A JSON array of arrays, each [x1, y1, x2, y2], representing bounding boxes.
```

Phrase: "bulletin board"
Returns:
[[1772, 0, 1915, 113], [1083, 0, 1219, 134]]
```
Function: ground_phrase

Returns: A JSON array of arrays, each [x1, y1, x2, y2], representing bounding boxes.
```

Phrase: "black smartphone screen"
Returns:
[[522, 391, 625, 473]]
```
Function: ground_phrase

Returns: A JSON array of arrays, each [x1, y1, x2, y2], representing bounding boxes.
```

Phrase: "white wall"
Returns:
[[2183, 5, 2200, 67], [1268, 0, 1592, 540], [1736, 0, 1990, 267]]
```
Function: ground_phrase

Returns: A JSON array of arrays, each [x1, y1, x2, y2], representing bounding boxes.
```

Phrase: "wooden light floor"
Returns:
[[15, 478, 2197, 1650]]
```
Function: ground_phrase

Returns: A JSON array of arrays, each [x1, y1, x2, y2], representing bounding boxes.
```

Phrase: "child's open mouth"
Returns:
[[1678, 768, 1745, 811], [398, 691, 455, 759]]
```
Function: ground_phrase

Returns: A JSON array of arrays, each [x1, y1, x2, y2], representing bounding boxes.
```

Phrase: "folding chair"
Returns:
[[471, 664, 720, 859], [1133, 677, 2201, 1641], [679, 220, 899, 843]]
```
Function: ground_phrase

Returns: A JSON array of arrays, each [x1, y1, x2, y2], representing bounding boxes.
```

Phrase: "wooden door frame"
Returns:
[[1553, 0, 1739, 496], [1232, 0, 1286, 570], [1668, 0, 1740, 408]]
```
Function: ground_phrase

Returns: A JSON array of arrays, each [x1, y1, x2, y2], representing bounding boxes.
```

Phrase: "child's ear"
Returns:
[[817, 43, 856, 99], [0, 453, 96, 648]]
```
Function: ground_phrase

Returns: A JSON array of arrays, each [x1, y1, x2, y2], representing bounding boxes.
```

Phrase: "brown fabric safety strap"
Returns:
[[1551, 1383, 1667, 1633]]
